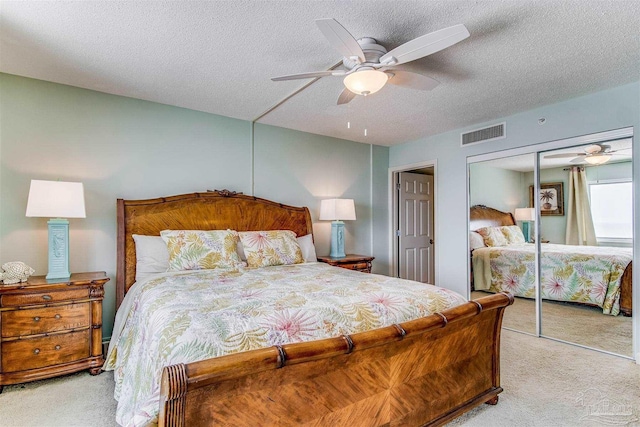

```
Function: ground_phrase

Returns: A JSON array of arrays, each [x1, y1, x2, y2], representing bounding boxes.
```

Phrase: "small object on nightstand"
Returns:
[[0, 262, 35, 284], [317, 254, 374, 273], [0, 272, 109, 393]]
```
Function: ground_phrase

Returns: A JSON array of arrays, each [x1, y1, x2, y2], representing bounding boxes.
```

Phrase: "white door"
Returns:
[[398, 172, 434, 283]]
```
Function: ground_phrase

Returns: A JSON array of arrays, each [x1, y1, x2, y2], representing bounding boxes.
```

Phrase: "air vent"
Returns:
[[461, 122, 506, 147]]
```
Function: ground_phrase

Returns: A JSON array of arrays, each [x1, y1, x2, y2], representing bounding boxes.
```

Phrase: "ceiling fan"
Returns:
[[544, 144, 630, 165], [271, 19, 470, 105]]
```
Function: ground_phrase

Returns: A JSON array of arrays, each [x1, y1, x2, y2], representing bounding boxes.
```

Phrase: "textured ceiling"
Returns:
[[1, 1, 639, 146]]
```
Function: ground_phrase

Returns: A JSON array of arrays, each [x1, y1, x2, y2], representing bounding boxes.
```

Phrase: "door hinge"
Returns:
[[396, 230, 401, 237], [396, 183, 401, 190]]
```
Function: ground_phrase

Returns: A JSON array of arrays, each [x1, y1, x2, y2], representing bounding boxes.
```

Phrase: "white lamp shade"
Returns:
[[584, 154, 612, 165], [514, 208, 535, 222], [26, 180, 86, 218], [343, 69, 388, 96], [319, 199, 356, 221]]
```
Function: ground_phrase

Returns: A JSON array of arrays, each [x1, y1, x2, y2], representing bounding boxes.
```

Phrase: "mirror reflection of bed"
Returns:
[[468, 140, 633, 357]]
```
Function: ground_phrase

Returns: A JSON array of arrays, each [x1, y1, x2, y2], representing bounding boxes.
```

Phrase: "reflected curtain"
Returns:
[[565, 167, 597, 246]]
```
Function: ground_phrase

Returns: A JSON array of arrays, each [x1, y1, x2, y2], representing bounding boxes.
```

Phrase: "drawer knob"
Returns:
[[55, 314, 61, 319], [55, 345, 61, 350], [33, 316, 41, 322], [34, 348, 41, 355], [42, 295, 52, 301]]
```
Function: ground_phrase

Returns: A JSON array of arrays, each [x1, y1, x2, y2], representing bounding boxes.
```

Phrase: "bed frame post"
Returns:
[[159, 363, 188, 427], [116, 198, 126, 309]]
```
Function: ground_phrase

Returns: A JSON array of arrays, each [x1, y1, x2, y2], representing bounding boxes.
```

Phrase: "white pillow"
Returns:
[[297, 234, 317, 263], [236, 233, 317, 263], [132, 234, 169, 282], [469, 231, 486, 250]]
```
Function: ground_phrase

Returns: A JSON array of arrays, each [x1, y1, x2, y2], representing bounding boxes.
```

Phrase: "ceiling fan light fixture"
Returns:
[[343, 69, 388, 96], [584, 153, 612, 165]]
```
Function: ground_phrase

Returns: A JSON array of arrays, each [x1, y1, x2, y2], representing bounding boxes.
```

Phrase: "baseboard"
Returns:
[[102, 338, 110, 356]]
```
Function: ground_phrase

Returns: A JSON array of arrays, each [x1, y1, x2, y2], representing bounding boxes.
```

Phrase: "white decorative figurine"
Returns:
[[0, 262, 35, 285]]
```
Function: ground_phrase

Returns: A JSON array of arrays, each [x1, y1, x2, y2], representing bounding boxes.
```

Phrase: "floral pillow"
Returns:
[[475, 226, 509, 247], [501, 225, 525, 244], [238, 230, 304, 268], [160, 229, 243, 271]]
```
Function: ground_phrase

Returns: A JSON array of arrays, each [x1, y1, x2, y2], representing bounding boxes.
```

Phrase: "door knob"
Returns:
[[430, 239, 434, 245]]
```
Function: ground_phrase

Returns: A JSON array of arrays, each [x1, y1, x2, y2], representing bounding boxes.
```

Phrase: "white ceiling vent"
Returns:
[[461, 122, 506, 147]]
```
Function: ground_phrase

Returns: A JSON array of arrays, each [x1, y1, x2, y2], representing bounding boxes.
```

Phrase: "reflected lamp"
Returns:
[[514, 208, 535, 243], [319, 199, 356, 258], [584, 154, 612, 165], [26, 180, 86, 280]]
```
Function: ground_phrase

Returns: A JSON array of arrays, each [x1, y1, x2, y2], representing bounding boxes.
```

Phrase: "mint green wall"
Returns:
[[0, 73, 389, 338], [586, 160, 632, 182], [252, 124, 390, 273], [469, 162, 529, 214]]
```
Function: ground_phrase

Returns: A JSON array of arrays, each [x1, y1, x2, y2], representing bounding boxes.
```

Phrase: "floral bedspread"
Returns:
[[472, 243, 632, 315], [104, 262, 466, 427]]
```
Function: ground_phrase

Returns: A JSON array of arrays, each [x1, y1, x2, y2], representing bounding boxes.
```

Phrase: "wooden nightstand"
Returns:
[[0, 272, 109, 393], [317, 254, 375, 273]]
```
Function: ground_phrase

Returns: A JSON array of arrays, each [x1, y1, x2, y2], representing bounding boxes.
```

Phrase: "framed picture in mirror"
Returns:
[[529, 182, 564, 216]]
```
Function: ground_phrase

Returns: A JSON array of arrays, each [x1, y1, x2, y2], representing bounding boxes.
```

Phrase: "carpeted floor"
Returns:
[[0, 330, 638, 426], [473, 291, 633, 357]]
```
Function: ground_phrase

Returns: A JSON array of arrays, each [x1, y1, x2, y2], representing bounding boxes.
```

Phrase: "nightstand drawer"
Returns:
[[342, 262, 370, 271], [1, 288, 89, 307], [1, 303, 90, 338], [2, 330, 90, 372]]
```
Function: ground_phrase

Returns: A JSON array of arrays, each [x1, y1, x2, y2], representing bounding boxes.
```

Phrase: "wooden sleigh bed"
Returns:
[[469, 205, 632, 316], [115, 191, 513, 427]]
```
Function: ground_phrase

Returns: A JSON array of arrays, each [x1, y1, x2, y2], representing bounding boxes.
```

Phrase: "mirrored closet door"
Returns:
[[468, 153, 537, 335], [538, 140, 633, 357], [468, 131, 634, 358]]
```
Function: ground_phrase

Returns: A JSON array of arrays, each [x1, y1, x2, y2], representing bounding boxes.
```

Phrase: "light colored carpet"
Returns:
[[473, 291, 633, 357], [450, 330, 640, 427], [0, 330, 638, 426], [0, 370, 118, 426]]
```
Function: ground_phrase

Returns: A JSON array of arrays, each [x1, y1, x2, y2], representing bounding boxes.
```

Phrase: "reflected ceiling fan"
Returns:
[[544, 144, 630, 165], [271, 19, 470, 105]]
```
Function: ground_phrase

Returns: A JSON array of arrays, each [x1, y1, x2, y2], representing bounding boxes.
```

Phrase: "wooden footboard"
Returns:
[[620, 262, 633, 316], [159, 292, 514, 427]]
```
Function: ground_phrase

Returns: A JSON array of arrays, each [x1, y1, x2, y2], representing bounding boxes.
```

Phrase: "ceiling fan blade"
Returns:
[[570, 156, 586, 164], [385, 70, 439, 91], [544, 153, 584, 159], [380, 24, 470, 66], [271, 70, 344, 81], [610, 147, 632, 153], [337, 88, 356, 105], [316, 19, 365, 62]]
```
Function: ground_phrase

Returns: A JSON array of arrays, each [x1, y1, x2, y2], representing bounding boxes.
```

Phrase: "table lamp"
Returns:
[[26, 180, 86, 280], [514, 207, 535, 243], [319, 199, 356, 258]]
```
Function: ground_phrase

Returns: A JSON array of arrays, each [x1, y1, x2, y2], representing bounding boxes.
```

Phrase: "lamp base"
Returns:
[[329, 221, 346, 258], [47, 219, 71, 280], [522, 221, 531, 243]]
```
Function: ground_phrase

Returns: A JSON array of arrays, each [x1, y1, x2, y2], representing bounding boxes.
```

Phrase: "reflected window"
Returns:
[[589, 180, 632, 243]]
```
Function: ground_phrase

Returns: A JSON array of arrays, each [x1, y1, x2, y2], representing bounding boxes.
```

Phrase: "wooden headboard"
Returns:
[[469, 205, 516, 231], [116, 190, 313, 309]]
